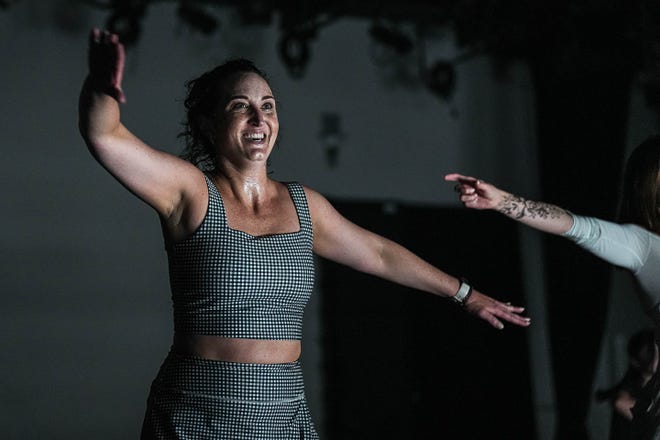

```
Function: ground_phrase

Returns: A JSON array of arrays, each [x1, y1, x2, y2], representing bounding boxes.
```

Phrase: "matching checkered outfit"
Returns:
[[141, 175, 319, 439]]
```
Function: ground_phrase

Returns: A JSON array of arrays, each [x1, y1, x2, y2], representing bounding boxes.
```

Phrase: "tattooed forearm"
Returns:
[[497, 194, 565, 220], [497, 194, 527, 219]]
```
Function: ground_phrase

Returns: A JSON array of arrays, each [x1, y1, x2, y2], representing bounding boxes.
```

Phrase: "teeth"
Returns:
[[244, 133, 265, 140]]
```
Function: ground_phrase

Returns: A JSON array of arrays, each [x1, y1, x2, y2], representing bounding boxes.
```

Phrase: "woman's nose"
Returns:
[[248, 107, 264, 125]]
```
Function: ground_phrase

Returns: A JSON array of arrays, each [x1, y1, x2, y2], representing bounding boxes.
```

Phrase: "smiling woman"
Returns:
[[213, 72, 278, 164], [178, 58, 277, 171], [78, 29, 530, 439]]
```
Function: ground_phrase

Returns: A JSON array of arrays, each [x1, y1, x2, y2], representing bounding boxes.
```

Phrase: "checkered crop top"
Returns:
[[166, 175, 315, 339]]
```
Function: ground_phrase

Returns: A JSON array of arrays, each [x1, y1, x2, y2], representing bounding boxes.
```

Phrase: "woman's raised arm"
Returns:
[[78, 29, 205, 229]]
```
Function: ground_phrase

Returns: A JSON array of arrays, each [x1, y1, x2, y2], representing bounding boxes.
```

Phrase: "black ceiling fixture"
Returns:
[[6, 0, 660, 104]]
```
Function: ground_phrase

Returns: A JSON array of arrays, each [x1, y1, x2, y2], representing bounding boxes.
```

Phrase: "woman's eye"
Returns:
[[262, 102, 274, 110], [230, 102, 248, 111]]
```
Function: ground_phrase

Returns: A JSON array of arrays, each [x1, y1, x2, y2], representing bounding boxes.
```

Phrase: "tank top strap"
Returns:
[[203, 173, 228, 226], [285, 182, 313, 238]]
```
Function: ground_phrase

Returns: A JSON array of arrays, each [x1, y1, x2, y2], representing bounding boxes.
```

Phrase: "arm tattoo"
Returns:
[[497, 194, 565, 220]]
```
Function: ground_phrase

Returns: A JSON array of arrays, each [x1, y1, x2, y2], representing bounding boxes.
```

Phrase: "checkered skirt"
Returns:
[[141, 352, 318, 439]]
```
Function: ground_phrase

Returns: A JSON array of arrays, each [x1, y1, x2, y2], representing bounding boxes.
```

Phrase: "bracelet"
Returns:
[[451, 278, 473, 306]]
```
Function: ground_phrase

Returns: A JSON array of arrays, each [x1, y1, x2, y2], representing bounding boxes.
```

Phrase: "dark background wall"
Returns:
[[321, 203, 533, 439]]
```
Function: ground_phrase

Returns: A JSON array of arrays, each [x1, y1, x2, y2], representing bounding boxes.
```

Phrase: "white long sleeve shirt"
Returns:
[[563, 214, 660, 318]]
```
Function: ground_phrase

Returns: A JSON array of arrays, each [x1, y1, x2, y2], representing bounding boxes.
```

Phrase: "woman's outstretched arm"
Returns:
[[444, 173, 574, 235], [445, 173, 654, 277], [305, 186, 531, 330]]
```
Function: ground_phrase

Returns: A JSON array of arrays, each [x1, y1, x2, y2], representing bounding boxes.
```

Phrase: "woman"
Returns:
[[79, 29, 530, 439], [446, 135, 660, 439]]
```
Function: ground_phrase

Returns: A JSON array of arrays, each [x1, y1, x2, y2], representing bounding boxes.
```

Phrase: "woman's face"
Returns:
[[212, 72, 279, 166]]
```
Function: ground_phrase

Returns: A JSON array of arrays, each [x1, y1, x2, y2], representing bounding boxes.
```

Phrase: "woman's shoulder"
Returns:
[[276, 183, 334, 220], [297, 185, 329, 208], [275, 181, 323, 202]]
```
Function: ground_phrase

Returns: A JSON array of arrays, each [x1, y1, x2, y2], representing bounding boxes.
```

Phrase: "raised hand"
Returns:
[[88, 28, 126, 103]]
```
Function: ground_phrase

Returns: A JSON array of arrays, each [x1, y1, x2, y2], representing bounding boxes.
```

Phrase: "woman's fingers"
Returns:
[[467, 293, 531, 329], [460, 194, 479, 204], [88, 28, 126, 103], [453, 182, 475, 192], [444, 173, 477, 183], [492, 303, 531, 327], [484, 314, 505, 330]]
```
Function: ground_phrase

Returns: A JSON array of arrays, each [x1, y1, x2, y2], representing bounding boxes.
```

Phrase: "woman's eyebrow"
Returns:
[[228, 94, 275, 101]]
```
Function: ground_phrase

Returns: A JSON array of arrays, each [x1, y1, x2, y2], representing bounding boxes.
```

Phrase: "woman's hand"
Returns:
[[464, 290, 531, 330], [88, 28, 126, 103], [444, 173, 506, 210]]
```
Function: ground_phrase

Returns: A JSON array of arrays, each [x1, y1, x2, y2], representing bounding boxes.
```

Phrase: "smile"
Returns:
[[243, 133, 266, 141]]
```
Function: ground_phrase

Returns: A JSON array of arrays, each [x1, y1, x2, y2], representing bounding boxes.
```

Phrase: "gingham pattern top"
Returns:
[[166, 175, 315, 339]]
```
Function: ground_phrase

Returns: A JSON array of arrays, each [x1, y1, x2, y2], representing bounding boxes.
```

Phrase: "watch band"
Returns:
[[451, 279, 473, 306]]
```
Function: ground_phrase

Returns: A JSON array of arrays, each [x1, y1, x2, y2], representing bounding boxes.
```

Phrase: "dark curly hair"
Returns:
[[178, 59, 270, 171], [618, 135, 660, 234]]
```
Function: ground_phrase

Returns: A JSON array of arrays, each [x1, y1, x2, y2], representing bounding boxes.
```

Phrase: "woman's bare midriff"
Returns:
[[173, 333, 301, 364]]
